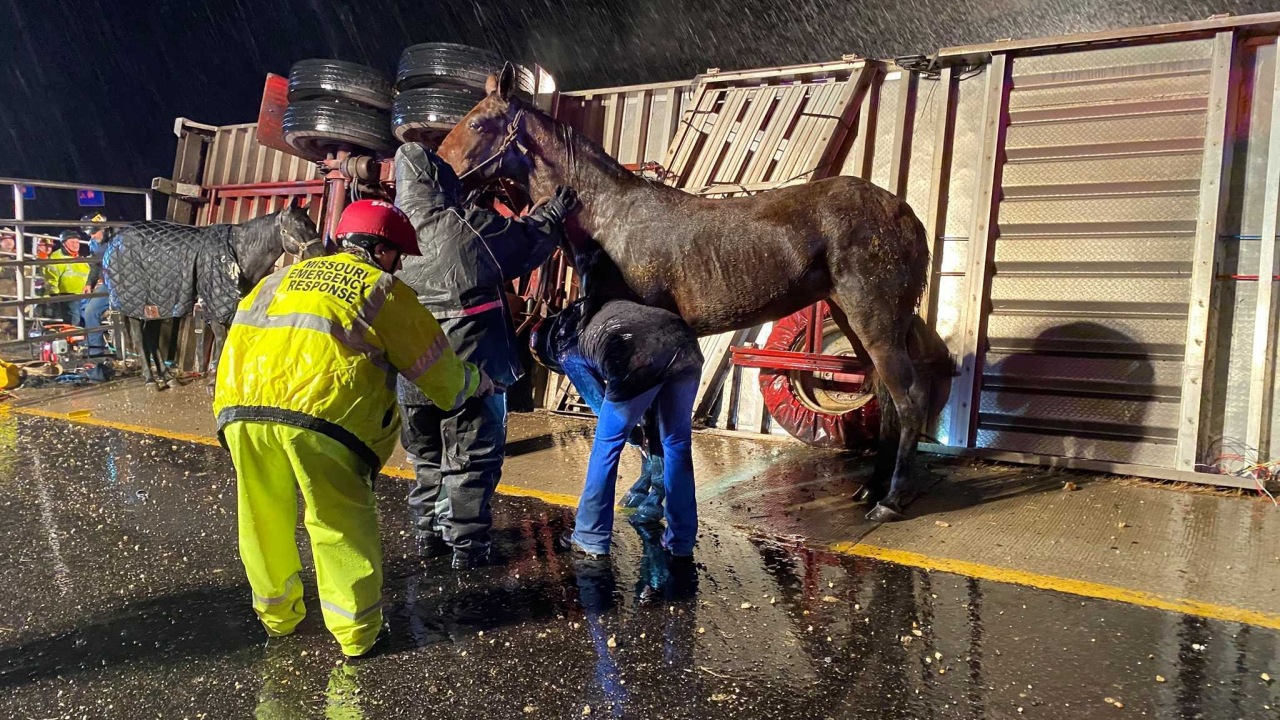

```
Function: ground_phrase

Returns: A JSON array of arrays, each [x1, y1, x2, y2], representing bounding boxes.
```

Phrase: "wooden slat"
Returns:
[[804, 64, 879, 184], [773, 82, 840, 183], [712, 87, 778, 187], [686, 88, 752, 190], [742, 85, 807, 183], [663, 85, 720, 184]]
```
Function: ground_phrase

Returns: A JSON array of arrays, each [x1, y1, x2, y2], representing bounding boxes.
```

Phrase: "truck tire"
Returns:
[[758, 308, 881, 450], [283, 101, 395, 161], [288, 59, 393, 111], [392, 88, 483, 143], [396, 42, 536, 97]]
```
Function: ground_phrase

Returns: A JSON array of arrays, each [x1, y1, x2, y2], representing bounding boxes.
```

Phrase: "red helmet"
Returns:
[[334, 199, 420, 256]]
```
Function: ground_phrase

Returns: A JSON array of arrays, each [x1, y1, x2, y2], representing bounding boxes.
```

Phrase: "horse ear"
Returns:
[[497, 62, 515, 100], [485, 73, 500, 95]]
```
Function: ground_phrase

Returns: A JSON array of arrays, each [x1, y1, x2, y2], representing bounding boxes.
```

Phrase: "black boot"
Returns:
[[415, 533, 449, 559], [451, 546, 491, 570]]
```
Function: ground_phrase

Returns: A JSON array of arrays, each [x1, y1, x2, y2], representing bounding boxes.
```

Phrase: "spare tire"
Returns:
[[392, 88, 482, 144], [283, 101, 396, 161], [288, 59, 393, 111], [396, 42, 536, 97]]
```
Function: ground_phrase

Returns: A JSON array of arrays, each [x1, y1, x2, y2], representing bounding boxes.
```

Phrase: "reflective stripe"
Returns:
[[450, 364, 474, 409], [237, 272, 286, 323], [321, 598, 382, 622], [234, 308, 395, 377], [362, 273, 395, 322], [401, 332, 449, 383], [253, 574, 298, 606], [431, 299, 504, 320]]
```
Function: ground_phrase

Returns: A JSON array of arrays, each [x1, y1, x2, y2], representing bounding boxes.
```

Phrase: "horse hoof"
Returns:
[[866, 502, 905, 523], [166, 378, 183, 389], [145, 381, 159, 392]]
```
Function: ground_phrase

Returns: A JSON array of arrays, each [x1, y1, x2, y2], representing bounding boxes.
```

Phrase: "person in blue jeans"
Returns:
[[531, 298, 704, 558], [81, 214, 113, 357]]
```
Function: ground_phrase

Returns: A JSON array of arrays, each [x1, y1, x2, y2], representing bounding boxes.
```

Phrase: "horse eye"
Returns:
[[468, 121, 481, 131]]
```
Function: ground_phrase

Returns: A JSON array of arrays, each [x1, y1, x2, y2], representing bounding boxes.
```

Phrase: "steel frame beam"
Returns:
[[1176, 30, 1241, 471], [947, 53, 1010, 448], [1244, 36, 1280, 460]]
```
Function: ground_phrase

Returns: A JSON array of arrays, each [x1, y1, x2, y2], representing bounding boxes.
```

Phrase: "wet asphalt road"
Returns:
[[1, 414, 1278, 720]]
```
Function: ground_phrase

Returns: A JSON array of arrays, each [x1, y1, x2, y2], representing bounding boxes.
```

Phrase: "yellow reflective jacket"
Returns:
[[213, 251, 482, 470], [42, 249, 90, 295]]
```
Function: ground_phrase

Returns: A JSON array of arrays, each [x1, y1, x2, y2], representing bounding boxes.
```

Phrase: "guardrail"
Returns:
[[1, 177, 153, 352]]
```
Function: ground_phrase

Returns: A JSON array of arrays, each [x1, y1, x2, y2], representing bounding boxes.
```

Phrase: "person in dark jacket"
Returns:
[[531, 297, 704, 559], [81, 214, 113, 357], [394, 142, 578, 569]]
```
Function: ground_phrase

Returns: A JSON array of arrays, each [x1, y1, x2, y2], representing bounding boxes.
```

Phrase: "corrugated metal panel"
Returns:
[[202, 123, 317, 188], [972, 38, 1215, 467]]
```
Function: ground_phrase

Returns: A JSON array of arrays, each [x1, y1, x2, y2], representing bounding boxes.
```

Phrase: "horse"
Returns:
[[103, 206, 322, 390], [438, 66, 952, 522]]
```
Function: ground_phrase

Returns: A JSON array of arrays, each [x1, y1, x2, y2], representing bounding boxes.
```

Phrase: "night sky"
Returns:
[[1, 0, 1275, 220]]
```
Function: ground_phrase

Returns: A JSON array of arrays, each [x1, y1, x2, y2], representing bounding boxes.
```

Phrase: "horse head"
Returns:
[[438, 63, 532, 190], [277, 201, 324, 260]]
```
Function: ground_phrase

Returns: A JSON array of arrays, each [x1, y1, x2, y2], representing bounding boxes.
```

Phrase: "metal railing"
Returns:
[[0, 177, 153, 350]]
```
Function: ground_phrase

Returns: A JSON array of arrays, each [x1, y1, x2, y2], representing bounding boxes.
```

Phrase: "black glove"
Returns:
[[537, 186, 579, 224]]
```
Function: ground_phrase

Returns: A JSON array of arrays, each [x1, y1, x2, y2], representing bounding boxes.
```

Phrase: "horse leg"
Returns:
[[141, 320, 164, 391], [206, 322, 228, 389], [827, 304, 890, 505], [165, 319, 183, 388], [831, 298, 928, 522], [133, 319, 156, 389]]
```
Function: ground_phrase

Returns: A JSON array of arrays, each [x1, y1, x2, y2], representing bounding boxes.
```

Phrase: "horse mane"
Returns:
[[523, 101, 654, 190], [230, 209, 289, 284]]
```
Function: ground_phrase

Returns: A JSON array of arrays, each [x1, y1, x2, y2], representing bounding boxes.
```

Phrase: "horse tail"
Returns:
[[897, 204, 931, 313]]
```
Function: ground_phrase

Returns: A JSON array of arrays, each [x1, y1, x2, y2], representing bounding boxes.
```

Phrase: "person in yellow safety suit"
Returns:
[[213, 199, 494, 658], [43, 230, 91, 325]]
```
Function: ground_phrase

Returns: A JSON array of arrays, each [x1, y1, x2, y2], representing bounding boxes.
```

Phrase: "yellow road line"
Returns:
[[830, 542, 1280, 631], [11, 406, 223, 447], [13, 405, 1280, 630]]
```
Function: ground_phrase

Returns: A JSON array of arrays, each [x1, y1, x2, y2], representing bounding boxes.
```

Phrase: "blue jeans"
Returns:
[[572, 372, 699, 556], [58, 298, 82, 327], [83, 295, 111, 355]]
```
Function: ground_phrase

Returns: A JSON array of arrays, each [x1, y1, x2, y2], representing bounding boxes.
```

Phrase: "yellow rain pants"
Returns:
[[225, 419, 383, 657]]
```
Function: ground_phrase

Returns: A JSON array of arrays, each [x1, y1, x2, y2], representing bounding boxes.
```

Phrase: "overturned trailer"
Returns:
[[153, 11, 1280, 492]]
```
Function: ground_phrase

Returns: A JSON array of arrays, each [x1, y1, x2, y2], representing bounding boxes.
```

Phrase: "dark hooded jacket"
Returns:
[[543, 299, 704, 405], [394, 142, 563, 404]]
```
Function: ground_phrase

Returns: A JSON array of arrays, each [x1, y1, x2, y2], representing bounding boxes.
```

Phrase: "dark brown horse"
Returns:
[[439, 67, 949, 521]]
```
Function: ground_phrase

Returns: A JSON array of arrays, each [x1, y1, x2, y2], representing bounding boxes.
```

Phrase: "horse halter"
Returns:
[[290, 238, 324, 259], [457, 108, 528, 181]]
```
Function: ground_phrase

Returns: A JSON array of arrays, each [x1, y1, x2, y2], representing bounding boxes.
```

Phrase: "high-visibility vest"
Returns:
[[42, 249, 90, 295], [213, 252, 482, 470]]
